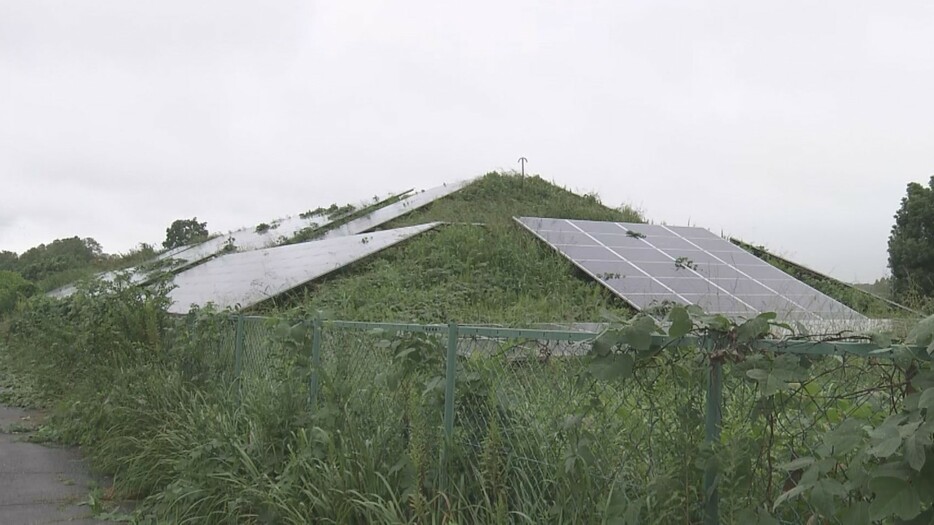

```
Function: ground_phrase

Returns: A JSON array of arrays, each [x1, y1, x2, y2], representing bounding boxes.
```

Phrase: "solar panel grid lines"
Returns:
[[654, 224, 813, 310], [166, 222, 442, 314], [515, 217, 867, 322], [611, 222, 761, 314], [561, 220, 691, 304]]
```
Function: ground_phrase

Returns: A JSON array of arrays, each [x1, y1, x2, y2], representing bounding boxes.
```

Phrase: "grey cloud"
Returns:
[[3, 0, 933, 281]]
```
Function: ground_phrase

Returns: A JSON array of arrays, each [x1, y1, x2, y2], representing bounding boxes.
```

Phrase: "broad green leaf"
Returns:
[[763, 374, 788, 397], [738, 317, 770, 343], [816, 477, 847, 497], [773, 483, 809, 510], [777, 456, 815, 471], [906, 433, 927, 471], [685, 304, 705, 317], [919, 388, 934, 412], [705, 314, 733, 332], [908, 314, 934, 348], [809, 480, 837, 518], [900, 420, 924, 438], [869, 476, 922, 521], [747, 369, 770, 382], [623, 316, 657, 350], [871, 461, 912, 481], [588, 354, 634, 382], [622, 328, 652, 351], [839, 501, 871, 525], [868, 434, 902, 459], [592, 330, 621, 356], [900, 506, 934, 525], [667, 306, 692, 338]]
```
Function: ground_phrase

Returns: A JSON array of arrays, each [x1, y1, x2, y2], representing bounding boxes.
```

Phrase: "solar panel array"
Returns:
[[516, 217, 866, 322], [47, 190, 417, 299], [166, 223, 439, 314], [164, 190, 413, 268], [316, 179, 473, 240]]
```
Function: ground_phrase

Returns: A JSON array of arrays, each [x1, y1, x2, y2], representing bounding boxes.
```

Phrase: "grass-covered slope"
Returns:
[[266, 172, 643, 324]]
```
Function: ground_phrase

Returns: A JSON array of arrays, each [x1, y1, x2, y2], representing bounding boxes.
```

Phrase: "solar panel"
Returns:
[[315, 179, 474, 241], [46, 186, 438, 300], [516, 217, 866, 322], [165, 190, 413, 268], [166, 223, 440, 314]]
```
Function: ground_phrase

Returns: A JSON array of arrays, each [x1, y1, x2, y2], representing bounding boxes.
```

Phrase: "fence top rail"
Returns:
[[229, 314, 928, 359]]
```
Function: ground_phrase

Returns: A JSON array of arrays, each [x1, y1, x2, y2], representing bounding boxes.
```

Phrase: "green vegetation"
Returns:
[[10, 171, 934, 523], [0, 236, 101, 286], [0, 237, 160, 295], [0, 270, 36, 315], [5, 280, 934, 523], [163, 217, 208, 250], [286, 193, 410, 245], [271, 173, 644, 323], [889, 177, 934, 301], [854, 276, 898, 303]]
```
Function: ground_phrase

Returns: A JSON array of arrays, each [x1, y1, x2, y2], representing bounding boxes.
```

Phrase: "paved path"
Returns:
[[0, 406, 109, 525]]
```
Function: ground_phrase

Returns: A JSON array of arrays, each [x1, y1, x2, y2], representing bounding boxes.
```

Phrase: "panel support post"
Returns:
[[704, 357, 723, 525], [309, 317, 323, 410], [234, 314, 245, 403], [441, 321, 459, 489]]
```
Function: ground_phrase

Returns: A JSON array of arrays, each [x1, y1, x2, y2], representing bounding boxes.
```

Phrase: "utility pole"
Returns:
[[518, 157, 528, 177]]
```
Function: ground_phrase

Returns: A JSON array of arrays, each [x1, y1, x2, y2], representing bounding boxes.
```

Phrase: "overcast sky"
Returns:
[[2, 1, 932, 282]]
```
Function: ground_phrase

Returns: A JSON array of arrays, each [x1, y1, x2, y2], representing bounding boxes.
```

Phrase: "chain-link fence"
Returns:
[[172, 313, 920, 524]]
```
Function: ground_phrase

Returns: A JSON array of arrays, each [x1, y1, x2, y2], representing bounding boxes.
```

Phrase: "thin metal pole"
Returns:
[[309, 317, 322, 410], [704, 358, 723, 525], [234, 313, 244, 404], [442, 321, 459, 488]]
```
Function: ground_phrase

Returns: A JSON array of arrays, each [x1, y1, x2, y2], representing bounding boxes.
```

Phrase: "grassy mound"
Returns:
[[267, 172, 644, 324]]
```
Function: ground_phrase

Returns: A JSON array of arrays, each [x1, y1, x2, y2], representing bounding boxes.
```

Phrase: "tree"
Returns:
[[16, 237, 103, 282], [163, 218, 208, 249], [0, 270, 36, 315], [0, 251, 17, 272], [888, 176, 934, 299]]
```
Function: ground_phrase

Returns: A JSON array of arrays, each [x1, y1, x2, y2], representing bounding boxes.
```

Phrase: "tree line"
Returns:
[[0, 218, 209, 315], [3, 184, 934, 316]]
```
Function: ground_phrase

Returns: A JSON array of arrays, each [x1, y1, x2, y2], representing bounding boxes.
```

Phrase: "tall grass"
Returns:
[[269, 172, 643, 324], [1, 280, 719, 524]]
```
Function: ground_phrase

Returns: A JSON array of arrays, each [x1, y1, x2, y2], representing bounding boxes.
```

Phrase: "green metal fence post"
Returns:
[[704, 357, 723, 525], [309, 317, 323, 410], [441, 321, 459, 488], [234, 313, 245, 404]]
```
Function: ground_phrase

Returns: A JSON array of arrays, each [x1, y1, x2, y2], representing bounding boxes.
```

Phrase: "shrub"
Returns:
[[0, 271, 36, 316]]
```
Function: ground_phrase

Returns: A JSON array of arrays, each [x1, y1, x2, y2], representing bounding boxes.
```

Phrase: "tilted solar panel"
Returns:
[[315, 179, 474, 241], [166, 223, 440, 314], [516, 217, 866, 322]]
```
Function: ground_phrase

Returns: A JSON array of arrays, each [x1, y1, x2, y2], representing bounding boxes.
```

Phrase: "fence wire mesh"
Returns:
[[716, 350, 907, 524], [180, 314, 919, 524]]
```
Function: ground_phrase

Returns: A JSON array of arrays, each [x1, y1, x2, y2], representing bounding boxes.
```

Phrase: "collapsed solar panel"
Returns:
[[47, 178, 471, 300], [315, 179, 474, 241], [47, 190, 416, 299], [166, 223, 440, 314], [163, 190, 413, 268], [515, 217, 867, 323]]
